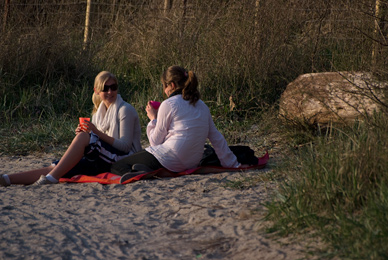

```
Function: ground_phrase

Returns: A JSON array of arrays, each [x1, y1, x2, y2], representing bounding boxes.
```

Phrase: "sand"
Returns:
[[0, 153, 319, 260]]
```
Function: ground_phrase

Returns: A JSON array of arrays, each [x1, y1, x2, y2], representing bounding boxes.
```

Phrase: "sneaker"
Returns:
[[34, 175, 56, 185], [119, 171, 147, 184], [131, 164, 154, 173], [0, 174, 10, 187]]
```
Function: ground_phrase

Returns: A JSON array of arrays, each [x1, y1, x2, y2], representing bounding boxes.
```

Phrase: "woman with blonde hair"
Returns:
[[0, 71, 142, 186], [111, 66, 240, 182]]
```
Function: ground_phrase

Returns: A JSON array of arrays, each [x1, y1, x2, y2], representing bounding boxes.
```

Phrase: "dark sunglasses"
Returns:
[[102, 83, 118, 92]]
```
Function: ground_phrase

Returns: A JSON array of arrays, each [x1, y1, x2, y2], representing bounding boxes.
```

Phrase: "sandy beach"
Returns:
[[0, 153, 318, 260]]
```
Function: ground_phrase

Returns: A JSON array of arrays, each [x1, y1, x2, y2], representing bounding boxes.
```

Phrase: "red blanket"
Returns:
[[59, 151, 269, 185]]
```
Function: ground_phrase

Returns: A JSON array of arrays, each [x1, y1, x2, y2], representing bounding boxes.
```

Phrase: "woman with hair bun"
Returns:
[[112, 66, 240, 181]]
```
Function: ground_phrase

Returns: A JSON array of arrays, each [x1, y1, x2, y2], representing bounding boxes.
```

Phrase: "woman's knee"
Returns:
[[111, 160, 131, 176], [74, 132, 90, 146]]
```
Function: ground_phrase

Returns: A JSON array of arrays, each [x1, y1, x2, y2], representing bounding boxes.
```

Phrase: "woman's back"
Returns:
[[146, 95, 210, 172]]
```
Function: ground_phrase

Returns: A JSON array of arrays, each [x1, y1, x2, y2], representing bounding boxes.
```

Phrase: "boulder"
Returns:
[[279, 72, 387, 124]]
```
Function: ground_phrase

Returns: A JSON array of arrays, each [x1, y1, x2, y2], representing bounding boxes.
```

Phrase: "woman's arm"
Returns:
[[207, 113, 240, 168], [111, 105, 139, 153], [84, 121, 115, 145], [84, 105, 139, 153], [146, 101, 173, 146]]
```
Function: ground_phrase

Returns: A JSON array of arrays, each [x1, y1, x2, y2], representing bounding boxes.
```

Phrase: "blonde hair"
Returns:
[[161, 66, 200, 105], [92, 71, 118, 114]]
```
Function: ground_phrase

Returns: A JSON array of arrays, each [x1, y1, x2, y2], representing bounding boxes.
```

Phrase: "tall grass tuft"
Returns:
[[266, 112, 388, 258]]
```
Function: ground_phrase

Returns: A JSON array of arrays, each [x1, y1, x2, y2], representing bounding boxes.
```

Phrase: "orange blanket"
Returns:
[[59, 151, 269, 185]]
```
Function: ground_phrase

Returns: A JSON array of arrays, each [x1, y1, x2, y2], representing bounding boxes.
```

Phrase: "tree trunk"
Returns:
[[164, 0, 173, 16], [2, 0, 10, 33], [83, 0, 92, 51]]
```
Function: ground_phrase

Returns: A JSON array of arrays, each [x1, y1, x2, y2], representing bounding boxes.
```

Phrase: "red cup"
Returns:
[[79, 117, 90, 131], [150, 101, 161, 110]]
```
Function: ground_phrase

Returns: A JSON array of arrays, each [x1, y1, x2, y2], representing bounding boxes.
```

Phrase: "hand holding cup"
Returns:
[[79, 117, 90, 132], [149, 101, 161, 110], [146, 101, 160, 121]]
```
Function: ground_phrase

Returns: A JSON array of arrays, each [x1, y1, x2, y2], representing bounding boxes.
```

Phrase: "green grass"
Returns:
[[265, 113, 388, 259], [0, 116, 76, 156]]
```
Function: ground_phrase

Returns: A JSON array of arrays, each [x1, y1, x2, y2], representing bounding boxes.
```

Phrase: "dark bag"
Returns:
[[199, 145, 258, 166]]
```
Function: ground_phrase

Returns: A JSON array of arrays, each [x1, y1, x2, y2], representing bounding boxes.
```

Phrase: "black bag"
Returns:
[[199, 145, 258, 166]]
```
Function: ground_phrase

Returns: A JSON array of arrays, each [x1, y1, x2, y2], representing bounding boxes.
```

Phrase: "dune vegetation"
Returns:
[[1, 0, 387, 258]]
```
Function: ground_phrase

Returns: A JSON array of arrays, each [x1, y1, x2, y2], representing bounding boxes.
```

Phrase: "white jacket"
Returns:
[[145, 95, 239, 172]]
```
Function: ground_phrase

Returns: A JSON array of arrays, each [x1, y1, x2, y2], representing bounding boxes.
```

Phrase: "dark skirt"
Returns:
[[52, 132, 130, 178]]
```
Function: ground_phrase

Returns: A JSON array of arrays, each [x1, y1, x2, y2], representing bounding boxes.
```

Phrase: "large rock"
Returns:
[[279, 72, 387, 124]]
